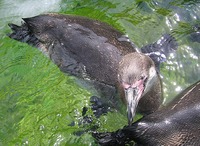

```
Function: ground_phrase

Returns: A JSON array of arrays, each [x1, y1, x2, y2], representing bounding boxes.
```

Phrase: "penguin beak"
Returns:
[[124, 81, 145, 126], [125, 87, 139, 126]]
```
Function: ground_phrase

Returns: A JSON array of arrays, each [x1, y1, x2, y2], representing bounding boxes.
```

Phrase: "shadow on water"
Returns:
[[0, 0, 200, 145]]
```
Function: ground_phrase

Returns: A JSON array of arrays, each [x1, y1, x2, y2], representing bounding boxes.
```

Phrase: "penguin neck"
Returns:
[[137, 74, 163, 115]]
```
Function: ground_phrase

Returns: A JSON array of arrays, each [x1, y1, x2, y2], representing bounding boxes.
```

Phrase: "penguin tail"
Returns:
[[7, 22, 39, 47]]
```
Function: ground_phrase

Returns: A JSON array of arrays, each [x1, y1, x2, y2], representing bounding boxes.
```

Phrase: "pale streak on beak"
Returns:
[[125, 87, 140, 126]]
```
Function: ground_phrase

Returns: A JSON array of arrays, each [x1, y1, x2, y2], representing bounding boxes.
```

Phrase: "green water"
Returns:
[[0, 0, 200, 145]]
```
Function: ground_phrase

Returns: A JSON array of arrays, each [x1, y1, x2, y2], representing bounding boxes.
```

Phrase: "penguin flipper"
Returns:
[[141, 34, 178, 70]]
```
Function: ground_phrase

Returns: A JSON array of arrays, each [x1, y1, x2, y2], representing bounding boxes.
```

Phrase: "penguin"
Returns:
[[8, 13, 177, 124]]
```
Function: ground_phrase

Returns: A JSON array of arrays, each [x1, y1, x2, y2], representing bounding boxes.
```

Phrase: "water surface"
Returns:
[[0, 0, 200, 145]]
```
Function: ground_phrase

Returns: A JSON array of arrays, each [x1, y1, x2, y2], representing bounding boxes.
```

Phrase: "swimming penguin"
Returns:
[[8, 13, 177, 125], [93, 80, 200, 146]]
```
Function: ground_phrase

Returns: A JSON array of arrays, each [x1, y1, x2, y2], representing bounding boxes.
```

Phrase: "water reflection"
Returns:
[[0, 0, 62, 25]]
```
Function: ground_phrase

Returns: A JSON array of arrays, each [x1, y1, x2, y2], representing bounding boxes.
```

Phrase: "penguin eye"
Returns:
[[140, 75, 147, 82], [140, 75, 145, 80]]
